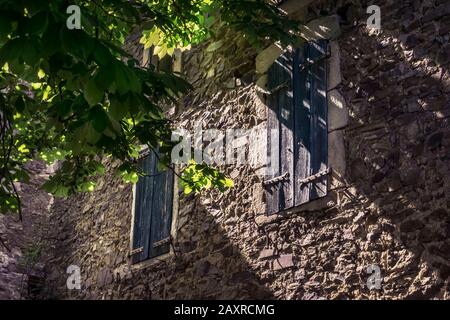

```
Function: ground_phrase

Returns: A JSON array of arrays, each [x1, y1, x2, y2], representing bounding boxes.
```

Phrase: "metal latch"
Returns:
[[131, 246, 144, 255], [153, 237, 171, 248], [263, 172, 290, 187], [298, 168, 331, 185]]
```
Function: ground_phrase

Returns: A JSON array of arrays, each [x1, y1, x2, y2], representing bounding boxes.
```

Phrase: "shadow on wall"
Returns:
[[41, 163, 275, 299], [337, 12, 450, 298], [118, 194, 275, 300]]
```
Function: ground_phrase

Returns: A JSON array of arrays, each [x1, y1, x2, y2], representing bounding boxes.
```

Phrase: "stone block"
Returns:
[[279, 0, 314, 17], [255, 44, 283, 74], [255, 74, 268, 92], [328, 130, 346, 189], [272, 254, 294, 271], [328, 41, 342, 90], [328, 89, 349, 131], [259, 248, 277, 260], [97, 268, 112, 287], [300, 15, 341, 41]]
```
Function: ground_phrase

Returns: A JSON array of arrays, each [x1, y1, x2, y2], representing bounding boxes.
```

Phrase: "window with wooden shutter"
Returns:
[[131, 150, 175, 264], [265, 40, 329, 215]]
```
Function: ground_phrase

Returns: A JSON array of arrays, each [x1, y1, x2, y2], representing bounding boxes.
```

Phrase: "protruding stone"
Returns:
[[328, 41, 342, 90], [300, 15, 341, 41], [279, 0, 314, 17], [259, 248, 276, 260], [328, 130, 346, 189], [272, 254, 294, 271], [328, 89, 349, 131], [255, 74, 268, 92], [255, 44, 283, 74]]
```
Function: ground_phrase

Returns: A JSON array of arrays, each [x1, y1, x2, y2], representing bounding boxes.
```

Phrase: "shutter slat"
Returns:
[[279, 51, 294, 211], [309, 40, 328, 200], [293, 44, 312, 206], [266, 56, 281, 215]]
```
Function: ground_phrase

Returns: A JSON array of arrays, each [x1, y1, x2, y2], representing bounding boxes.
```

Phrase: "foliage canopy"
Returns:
[[0, 0, 298, 215]]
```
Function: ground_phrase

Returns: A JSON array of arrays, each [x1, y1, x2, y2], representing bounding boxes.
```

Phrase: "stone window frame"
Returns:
[[255, 9, 348, 222], [128, 147, 180, 270]]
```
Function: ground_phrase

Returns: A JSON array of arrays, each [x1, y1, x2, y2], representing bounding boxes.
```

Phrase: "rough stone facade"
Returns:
[[19, 0, 450, 299], [0, 162, 53, 299]]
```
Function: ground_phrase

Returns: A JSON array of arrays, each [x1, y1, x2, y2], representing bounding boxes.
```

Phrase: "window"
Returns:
[[265, 40, 329, 215], [131, 150, 175, 264]]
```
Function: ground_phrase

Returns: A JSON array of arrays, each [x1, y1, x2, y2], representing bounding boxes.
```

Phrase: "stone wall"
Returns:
[[41, 0, 450, 299], [0, 161, 54, 299]]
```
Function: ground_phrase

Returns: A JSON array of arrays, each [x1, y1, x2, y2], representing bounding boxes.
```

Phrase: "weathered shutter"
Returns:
[[294, 40, 329, 206], [266, 40, 329, 214], [131, 151, 174, 263], [148, 161, 174, 258], [131, 152, 156, 263], [265, 50, 294, 215]]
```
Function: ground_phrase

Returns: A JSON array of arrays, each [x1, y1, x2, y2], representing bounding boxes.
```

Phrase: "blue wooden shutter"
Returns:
[[265, 50, 295, 215], [148, 160, 174, 258], [266, 40, 329, 214], [294, 40, 329, 205], [131, 151, 174, 263]]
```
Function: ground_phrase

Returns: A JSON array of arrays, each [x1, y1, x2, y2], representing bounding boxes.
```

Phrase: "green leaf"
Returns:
[[0, 14, 13, 40], [109, 96, 127, 120], [224, 178, 234, 188], [0, 38, 39, 66], [83, 78, 103, 106], [183, 184, 193, 195], [23, 12, 48, 35], [15, 96, 26, 113], [89, 105, 110, 133], [60, 29, 94, 60], [93, 42, 114, 67], [112, 61, 141, 94], [94, 65, 114, 92]]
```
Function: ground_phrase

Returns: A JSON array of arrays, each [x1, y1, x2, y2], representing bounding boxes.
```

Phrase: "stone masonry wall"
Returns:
[[0, 161, 54, 299], [42, 0, 450, 299]]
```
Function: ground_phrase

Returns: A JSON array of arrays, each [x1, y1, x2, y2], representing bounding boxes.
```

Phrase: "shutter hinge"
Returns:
[[299, 168, 331, 186], [263, 172, 290, 187], [153, 237, 171, 248], [139, 148, 151, 158], [131, 246, 144, 255]]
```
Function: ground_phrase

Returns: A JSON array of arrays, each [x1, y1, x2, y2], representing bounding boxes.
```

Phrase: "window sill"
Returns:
[[129, 251, 174, 272], [255, 190, 338, 227]]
